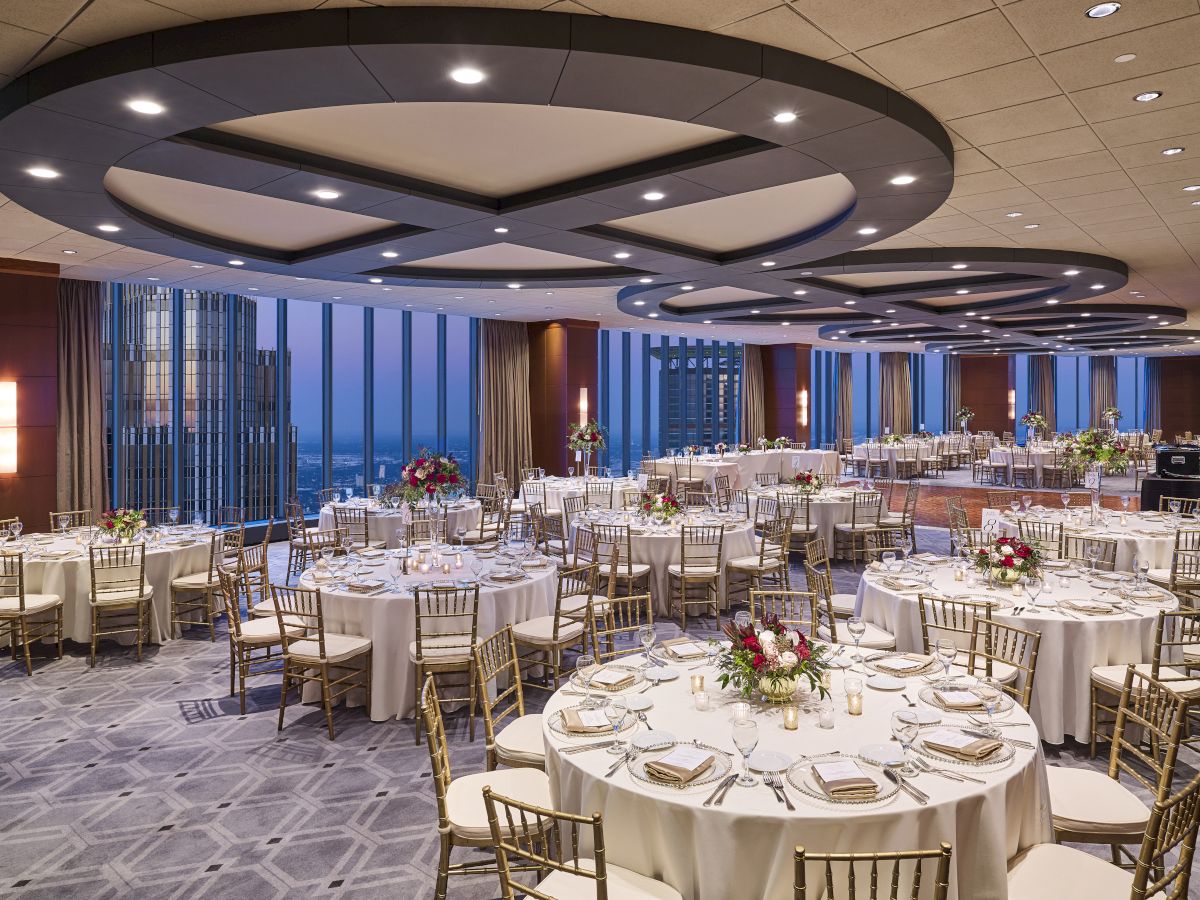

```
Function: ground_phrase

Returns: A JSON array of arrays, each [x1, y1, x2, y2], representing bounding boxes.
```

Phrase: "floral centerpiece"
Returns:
[[881, 433, 904, 446], [1103, 406, 1122, 422], [101, 508, 147, 541], [792, 470, 823, 494], [737, 443, 752, 453], [385, 450, 463, 503], [640, 492, 681, 520], [1021, 411, 1048, 431], [714, 441, 729, 456], [1064, 428, 1129, 475], [917, 430, 934, 440], [716, 614, 831, 701], [567, 419, 606, 454], [973, 536, 1042, 585], [956, 407, 975, 423], [686, 444, 702, 456]]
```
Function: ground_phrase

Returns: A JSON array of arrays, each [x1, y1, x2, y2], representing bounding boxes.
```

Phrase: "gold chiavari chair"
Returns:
[[522, 481, 558, 519], [539, 510, 569, 564], [1131, 447, 1155, 490], [285, 499, 313, 577], [672, 456, 705, 496], [572, 525, 598, 568], [215, 568, 294, 714], [464, 494, 510, 544], [1160, 496, 1200, 515], [644, 474, 671, 496], [714, 473, 733, 511], [0, 552, 62, 675], [316, 487, 340, 505], [474, 625, 545, 771], [521, 466, 541, 484], [170, 528, 238, 640], [234, 540, 275, 618], [986, 490, 1019, 510], [1010, 446, 1037, 489], [48, 508, 91, 532], [804, 537, 856, 619], [754, 495, 780, 525], [411, 583, 479, 745], [1064, 534, 1118, 571], [483, 786, 682, 900], [1018, 519, 1064, 559], [750, 590, 817, 636], [781, 494, 817, 552], [870, 476, 895, 507], [1047, 666, 1187, 860], [421, 677, 552, 900], [894, 442, 920, 480], [585, 481, 613, 509], [621, 488, 644, 510], [918, 594, 992, 675], [332, 505, 386, 550], [833, 491, 882, 569], [512, 563, 595, 694], [972, 618, 1041, 710], [810, 565, 896, 650], [1041, 447, 1071, 489], [668, 525, 724, 631], [561, 494, 586, 529], [794, 844, 952, 900], [593, 523, 651, 598], [216, 505, 245, 528], [727, 516, 790, 595], [590, 591, 654, 665], [879, 480, 919, 551], [496, 474, 523, 514], [756, 472, 781, 486], [970, 445, 994, 484], [1007, 770, 1200, 900], [1146, 530, 1200, 589], [87, 544, 153, 667]]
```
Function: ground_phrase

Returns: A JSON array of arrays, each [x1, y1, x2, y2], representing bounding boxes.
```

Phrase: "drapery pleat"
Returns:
[[836, 353, 853, 443], [479, 319, 533, 487], [1089, 356, 1117, 427], [944, 354, 961, 427], [878, 352, 912, 435], [1028, 354, 1057, 432], [56, 278, 109, 517], [1144, 357, 1161, 434], [738, 343, 764, 441]]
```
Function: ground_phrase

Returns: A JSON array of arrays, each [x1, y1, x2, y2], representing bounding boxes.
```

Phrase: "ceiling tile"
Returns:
[[949, 95, 1084, 146], [575, 0, 778, 31], [1051, 187, 1146, 212], [967, 200, 1060, 223], [824, 53, 897, 89], [1008, 150, 1122, 186], [1033, 171, 1134, 200], [909, 58, 1059, 122], [60, 0, 201, 46], [981, 125, 1106, 167], [1038, 15, 1200, 93], [1093, 101, 1200, 148], [0, 21, 51, 77], [716, 5, 846, 59], [1111, 134, 1200, 168], [948, 168, 1021, 197], [1067, 202, 1158, 225], [1003, 0, 1197, 55], [1072, 64, 1200, 124], [0, 0, 87, 36], [945, 184, 1043, 213], [1126, 156, 1200, 187], [787, 0, 991, 52], [952, 148, 998, 175]]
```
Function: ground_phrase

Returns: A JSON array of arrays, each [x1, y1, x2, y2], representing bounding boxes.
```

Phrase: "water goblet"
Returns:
[[881, 551, 897, 571], [167, 507, 180, 526], [1120, 496, 1130, 513], [1086, 541, 1101, 575], [977, 676, 1003, 735], [847, 616, 867, 662], [638, 623, 657, 666], [56, 514, 69, 535], [897, 533, 913, 569], [1026, 575, 1043, 607], [332, 489, 341, 505], [605, 700, 629, 754], [1021, 495, 1032, 513], [734, 610, 752, 631], [1169, 499, 1182, 516], [10, 520, 23, 541], [1137, 557, 1150, 588], [568, 466, 575, 478], [576, 653, 598, 708], [455, 526, 467, 549], [345, 486, 354, 502], [1009, 500, 1020, 517], [935, 638, 957, 683], [389, 496, 400, 511], [731, 719, 760, 786], [890, 710, 921, 766], [1060, 493, 1070, 511]]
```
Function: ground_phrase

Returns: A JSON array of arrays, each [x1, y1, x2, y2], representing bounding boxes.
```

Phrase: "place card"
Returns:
[[922, 728, 1005, 761], [811, 760, 878, 798], [874, 654, 931, 673], [643, 745, 715, 785], [561, 708, 610, 734], [933, 689, 986, 711], [662, 638, 707, 659], [590, 667, 635, 690]]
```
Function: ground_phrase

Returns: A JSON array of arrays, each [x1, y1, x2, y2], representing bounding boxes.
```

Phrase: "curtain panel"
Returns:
[[1089, 356, 1117, 428], [56, 278, 109, 517], [1144, 357, 1161, 435], [739, 343, 765, 442], [836, 353, 853, 443], [478, 319, 533, 487], [1028, 354, 1057, 433], [878, 352, 912, 435], [944, 354, 961, 427]]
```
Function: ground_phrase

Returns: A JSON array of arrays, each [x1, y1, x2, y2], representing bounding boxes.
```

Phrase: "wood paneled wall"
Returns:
[[527, 320, 598, 475], [1160, 357, 1200, 439], [0, 259, 58, 526], [959, 354, 1014, 436], [761, 343, 812, 446]]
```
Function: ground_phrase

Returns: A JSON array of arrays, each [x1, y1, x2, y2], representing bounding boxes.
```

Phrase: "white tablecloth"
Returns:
[[319, 501, 482, 546], [520, 477, 638, 514], [654, 451, 839, 490], [853, 442, 935, 477], [986, 449, 1057, 486], [747, 487, 856, 548], [986, 508, 1175, 573], [304, 551, 557, 721], [11, 531, 213, 644], [544, 652, 1051, 900], [855, 560, 1172, 744]]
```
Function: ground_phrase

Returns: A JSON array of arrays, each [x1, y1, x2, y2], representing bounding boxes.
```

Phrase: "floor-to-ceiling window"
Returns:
[[372, 308, 406, 486], [444, 314, 474, 480], [331, 305, 365, 495], [411, 312, 439, 454], [288, 300, 324, 513], [1115, 356, 1143, 431]]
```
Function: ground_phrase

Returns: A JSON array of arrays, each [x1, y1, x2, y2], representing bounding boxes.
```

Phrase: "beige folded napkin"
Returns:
[[346, 580, 384, 594], [662, 637, 707, 660], [490, 571, 527, 583], [589, 667, 636, 691], [643, 746, 715, 784], [520, 558, 551, 569], [922, 728, 1006, 761], [1065, 599, 1115, 615], [812, 760, 879, 800], [38, 549, 74, 558], [933, 689, 986, 711], [560, 708, 611, 734], [359, 549, 385, 559], [874, 653, 935, 676]]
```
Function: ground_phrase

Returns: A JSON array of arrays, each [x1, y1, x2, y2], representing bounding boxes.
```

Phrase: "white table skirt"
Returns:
[[14, 533, 212, 644], [544, 653, 1051, 900], [987, 449, 1057, 486], [307, 562, 557, 721], [853, 443, 934, 478], [855, 562, 1169, 744], [987, 508, 1175, 573], [520, 477, 638, 514], [747, 489, 855, 548], [654, 451, 839, 491], [319, 502, 482, 546]]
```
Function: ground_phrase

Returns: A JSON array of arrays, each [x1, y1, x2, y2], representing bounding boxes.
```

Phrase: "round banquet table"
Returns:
[[653, 450, 839, 491], [7, 529, 214, 644], [747, 486, 855, 548], [544, 652, 1051, 900], [298, 546, 556, 720], [855, 557, 1175, 744], [571, 512, 755, 616], [520, 476, 638, 513], [853, 442, 935, 477], [986, 448, 1057, 486], [986, 506, 1176, 573], [652, 456, 744, 489], [319, 500, 482, 546]]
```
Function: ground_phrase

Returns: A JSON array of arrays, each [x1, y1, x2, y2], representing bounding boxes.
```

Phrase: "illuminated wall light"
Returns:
[[0, 381, 15, 474], [579, 387, 588, 421], [1008, 389, 1016, 422], [799, 389, 809, 427]]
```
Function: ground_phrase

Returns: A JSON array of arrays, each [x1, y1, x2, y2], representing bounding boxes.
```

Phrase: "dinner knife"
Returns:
[[604, 750, 633, 778], [702, 774, 737, 807], [563, 740, 616, 754], [884, 768, 928, 805], [960, 728, 1035, 750]]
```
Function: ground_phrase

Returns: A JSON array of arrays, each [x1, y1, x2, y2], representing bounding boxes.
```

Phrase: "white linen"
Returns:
[[987, 449, 1057, 486], [747, 488, 856, 548], [544, 652, 1052, 900], [853, 442, 934, 477], [521, 476, 639, 513], [855, 561, 1171, 744], [987, 508, 1174, 573], [653, 450, 839, 491], [319, 501, 482, 546]]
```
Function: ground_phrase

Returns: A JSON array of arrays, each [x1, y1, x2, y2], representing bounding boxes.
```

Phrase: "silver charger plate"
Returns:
[[570, 664, 645, 693], [627, 741, 732, 790], [913, 731, 1015, 770], [918, 683, 1015, 718], [785, 754, 900, 807], [864, 652, 940, 677], [548, 704, 636, 740]]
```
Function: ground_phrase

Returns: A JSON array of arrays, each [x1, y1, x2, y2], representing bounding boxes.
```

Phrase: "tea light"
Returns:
[[454, 553, 464, 569], [441, 563, 451, 575], [845, 677, 863, 716], [690, 674, 705, 694], [1120, 513, 1127, 526], [693, 691, 710, 711], [782, 705, 799, 730], [954, 567, 965, 582], [731, 701, 752, 723], [820, 671, 832, 693], [1012, 582, 1024, 597], [419, 562, 431, 574]]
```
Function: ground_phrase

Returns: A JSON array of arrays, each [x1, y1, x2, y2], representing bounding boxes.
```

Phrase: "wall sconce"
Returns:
[[0, 381, 15, 474], [799, 388, 809, 428], [1007, 388, 1016, 422], [579, 386, 588, 421]]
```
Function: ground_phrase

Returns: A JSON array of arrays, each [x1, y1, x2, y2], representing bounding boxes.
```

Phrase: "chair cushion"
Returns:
[[238, 615, 305, 645], [599, 562, 652, 578], [831, 593, 857, 616], [666, 564, 720, 577], [817, 621, 895, 650], [1090, 663, 1200, 698], [726, 554, 784, 571], [535, 860, 683, 900], [171, 570, 217, 590], [494, 713, 546, 768], [1145, 568, 1171, 583], [287, 632, 373, 664], [511, 616, 585, 646], [408, 635, 474, 665], [444, 767, 551, 841], [833, 522, 878, 532], [949, 659, 1018, 683], [1007, 843, 1164, 900], [0, 593, 62, 615], [91, 583, 153, 605], [1045, 766, 1150, 836]]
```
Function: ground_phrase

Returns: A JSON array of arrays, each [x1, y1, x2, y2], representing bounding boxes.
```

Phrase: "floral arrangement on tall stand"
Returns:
[[737, 443, 752, 453], [1102, 406, 1123, 431], [880, 433, 904, 446], [1021, 411, 1049, 443], [640, 492, 681, 521], [567, 419, 606, 473], [686, 444, 702, 456], [714, 441, 729, 456], [956, 406, 976, 434], [385, 450, 463, 504], [792, 470, 823, 495], [1065, 428, 1129, 480], [973, 536, 1042, 585], [717, 614, 831, 702], [101, 509, 147, 542]]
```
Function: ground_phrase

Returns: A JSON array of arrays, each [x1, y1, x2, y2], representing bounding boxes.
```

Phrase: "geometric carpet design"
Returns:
[[1, 527, 1195, 899]]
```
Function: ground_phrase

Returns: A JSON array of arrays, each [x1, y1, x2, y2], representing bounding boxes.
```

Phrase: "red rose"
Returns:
[[410, 476, 419, 487], [743, 636, 760, 652], [1002, 556, 1015, 568], [752, 653, 766, 671], [437, 473, 447, 483], [796, 642, 810, 661], [416, 458, 425, 466], [1016, 545, 1031, 558], [104, 521, 114, 529], [426, 484, 436, 494], [449, 474, 458, 484], [590, 432, 599, 441]]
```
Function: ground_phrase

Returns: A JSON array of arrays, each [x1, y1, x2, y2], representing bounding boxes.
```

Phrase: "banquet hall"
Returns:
[[3, 1, 1200, 897]]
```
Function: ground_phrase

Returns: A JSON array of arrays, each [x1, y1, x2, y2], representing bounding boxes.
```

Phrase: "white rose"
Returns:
[[787, 631, 800, 646], [780, 651, 798, 668], [1001, 545, 1014, 556], [758, 630, 775, 647]]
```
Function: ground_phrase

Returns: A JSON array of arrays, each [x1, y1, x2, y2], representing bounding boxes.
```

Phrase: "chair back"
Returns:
[[0, 552, 29, 612], [270, 583, 327, 654], [591, 592, 654, 664], [645, 475, 671, 495], [553, 563, 598, 639], [1151, 610, 1200, 680], [1110, 666, 1188, 800], [793, 843, 953, 900], [850, 491, 882, 527], [750, 590, 817, 636], [285, 500, 307, 539], [986, 491, 1017, 510], [561, 495, 585, 526], [473, 626, 527, 767], [332, 505, 372, 547], [217, 506, 245, 528], [679, 525, 724, 572], [413, 584, 480, 668], [215, 567, 250, 638], [592, 524, 634, 578], [1132, 771, 1200, 900], [49, 509, 91, 531], [918, 594, 992, 662], [1160, 496, 1200, 515], [1017, 519, 1063, 558], [755, 496, 780, 524], [572, 527, 598, 567], [585, 481, 613, 508], [88, 544, 147, 603], [779, 494, 811, 532], [419, 677, 455, 831], [1062, 534, 1117, 571], [756, 472, 780, 486], [757, 516, 792, 563], [805, 537, 830, 572], [973, 618, 1040, 710]]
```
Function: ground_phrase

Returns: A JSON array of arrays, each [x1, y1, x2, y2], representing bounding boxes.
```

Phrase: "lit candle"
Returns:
[[783, 705, 799, 730], [693, 691, 710, 711], [818, 705, 835, 729], [845, 677, 863, 716], [454, 552, 463, 569], [441, 563, 451, 575], [731, 701, 751, 723], [954, 567, 965, 582], [690, 674, 704, 694], [1012, 582, 1024, 597], [419, 562, 431, 574], [820, 671, 832, 693]]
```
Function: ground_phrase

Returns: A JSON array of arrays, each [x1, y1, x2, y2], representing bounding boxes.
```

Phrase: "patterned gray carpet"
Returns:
[[1, 527, 1195, 899]]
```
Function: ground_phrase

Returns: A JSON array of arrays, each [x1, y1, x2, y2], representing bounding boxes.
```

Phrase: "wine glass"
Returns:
[[1137, 557, 1150, 588], [389, 496, 401, 511], [386, 554, 403, 589], [576, 652, 598, 708], [455, 526, 467, 549], [891, 710, 921, 766], [976, 676, 1003, 735], [1086, 541, 1101, 575], [638, 623, 657, 666], [897, 533, 913, 570], [1169, 499, 1182, 516], [56, 514, 69, 535], [1009, 499, 1020, 517], [881, 550, 897, 571], [935, 638, 957, 683], [1120, 496, 1130, 513], [167, 507, 179, 526], [1060, 493, 1070, 511], [731, 719, 760, 786], [346, 486, 354, 502], [847, 616, 867, 662], [1021, 495, 1032, 513], [331, 489, 341, 505], [605, 700, 629, 754], [10, 520, 23, 542], [1026, 575, 1043, 607], [734, 610, 752, 631], [568, 466, 575, 478]]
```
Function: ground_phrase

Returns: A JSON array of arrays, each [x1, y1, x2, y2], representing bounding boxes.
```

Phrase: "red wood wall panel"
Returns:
[[959, 354, 1013, 436], [1160, 357, 1200, 440], [527, 320, 598, 475], [761, 343, 812, 446]]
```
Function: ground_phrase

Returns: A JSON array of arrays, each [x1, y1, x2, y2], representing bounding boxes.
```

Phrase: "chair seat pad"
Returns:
[[561, 593, 612, 616], [666, 564, 720, 577], [949, 659, 1017, 683], [1145, 568, 1171, 583], [833, 522, 879, 532], [445, 767, 551, 842], [511, 616, 585, 646], [817, 621, 895, 650], [1090, 663, 1200, 698], [830, 593, 857, 616], [1045, 766, 1150, 835], [1006, 843, 1164, 900], [494, 713, 546, 767], [91, 583, 153, 605], [408, 634, 474, 665], [251, 599, 278, 617], [171, 570, 217, 590], [238, 615, 305, 645], [536, 860, 683, 900], [0, 593, 62, 615], [287, 632, 372, 664], [727, 554, 784, 571], [599, 562, 652, 578]]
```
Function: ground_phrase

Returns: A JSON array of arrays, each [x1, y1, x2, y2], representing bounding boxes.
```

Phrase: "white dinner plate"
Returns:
[[866, 674, 906, 691], [632, 730, 676, 751], [624, 694, 653, 712], [860, 743, 905, 767], [748, 750, 792, 773], [644, 667, 679, 683]]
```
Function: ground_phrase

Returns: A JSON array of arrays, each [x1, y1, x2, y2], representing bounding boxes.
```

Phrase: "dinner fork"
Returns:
[[767, 773, 795, 811]]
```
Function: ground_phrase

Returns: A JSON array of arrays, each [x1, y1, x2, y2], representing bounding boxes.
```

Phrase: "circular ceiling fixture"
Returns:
[[1085, 2, 1121, 17], [1134, 91, 1163, 102], [449, 67, 485, 84]]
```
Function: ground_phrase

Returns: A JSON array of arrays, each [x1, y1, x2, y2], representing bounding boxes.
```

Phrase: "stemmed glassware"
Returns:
[[1060, 493, 1070, 511], [731, 718, 760, 786], [935, 638, 957, 683], [167, 507, 180, 527], [890, 710, 921, 767], [605, 700, 629, 754], [881, 551, 896, 572], [897, 533, 913, 570], [455, 526, 467, 549], [1025, 575, 1043, 608], [9, 520, 22, 544], [56, 514, 69, 535], [576, 653, 598, 708], [331, 489, 341, 505], [568, 466, 575, 478], [1120, 496, 1130, 514], [977, 676, 1003, 735], [638, 623, 657, 667], [1086, 541, 1102, 575], [1169, 499, 1182, 516], [1009, 499, 1020, 517], [1021, 495, 1032, 513], [389, 496, 401, 511], [847, 616, 867, 662]]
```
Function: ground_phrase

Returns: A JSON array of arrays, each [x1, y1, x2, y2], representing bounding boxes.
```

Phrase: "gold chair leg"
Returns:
[[321, 663, 335, 740], [435, 833, 452, 900], [90, 606, 98, 668], [19, 618, 31, 676], [277, 663, 290, 731]]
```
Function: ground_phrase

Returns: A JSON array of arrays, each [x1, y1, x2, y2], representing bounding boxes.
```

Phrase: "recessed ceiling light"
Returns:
[[1081, 312, 1091, 317], [493, 227, 509, 233], [1067, 323, 1075, 328], [189, 264, 203, 268], [613, 252, 631, 259], [981, 315, 991, 320], [633, 301, 645, 306], [1086, 1, 1121, 16], [507, 283, 522, 289], [751, 310, 760, 314], [703, 320, 712, 325], [857, 227, 878, 235], [1114, 52, 1137, 63], [313, 189, 340, 200], [890, 175, 916, 186], [26, 166, 59, 179], [247, 286, 258, 291], [450, 67, 485, 84], [639, 277, 653, 284], [1024, 223, 1040, 229], [60, 249, 79, 256], [951, 264, 967, 270], [1163, 147, 1185, 156], [1184, 185, 1200, 191], [761, 261, 776, 267], [1047, 299, 1060, 305], [97, 224, 120, 232], [648, 312, 658, 318], [126, 99, 164, 115], [642, 191, 665, 201], [332, 296, 342, 300], [1134, 91, 1162, 102], [1005, 212, 1023, 218], [837, 329, 847, 334], [369, 277, 382, 283], [1063, 269, 1080, 276], [793, 289, 807, 296], [681, 285, 694, 290], [958, 324, 968, 329], [773, 112, 797, 124], [229, 259, 244, 266], [845, 300, 856, 305], [886, 308, 896, 313], [1149, 314, 1158, 319], [955, 289, 969, 295], [1090, 283, 1105, 289], [381, 251, 398, 258], [965, 311, 977, 316], [382, 287, 391, 292], [782, 321, 790, 326], [830, 336, 840, 341], [872, 318, 882, 324], [147, 276, 159, 281]]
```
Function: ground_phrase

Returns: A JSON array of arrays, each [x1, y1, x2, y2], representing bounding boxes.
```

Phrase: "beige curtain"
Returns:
[[1145, 357, 1161, 433], [739, 343, 764, 441], [878, 352, 912, 435], [836, 353, 853, 443], [1028, 354, 1056, 432], [56, 278, 109, 517], [944, 354, 961, 427], [479, 319, 532, 487], [1089, 356, 1117, 427]]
